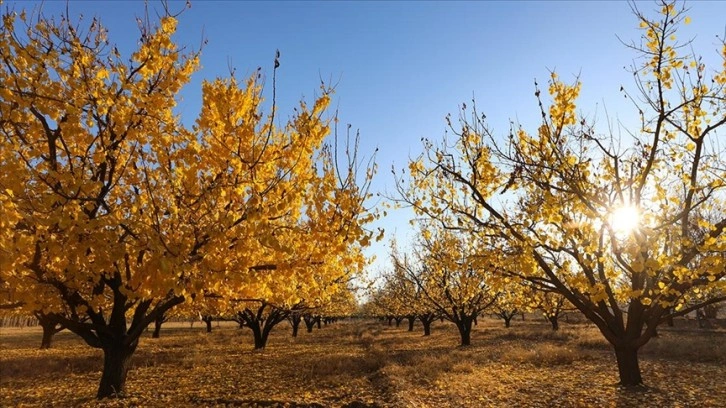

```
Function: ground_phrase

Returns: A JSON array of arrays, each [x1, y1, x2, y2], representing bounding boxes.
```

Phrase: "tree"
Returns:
[[531, 289, 574, 331], [396, 1, 725, 386], [392, 226, 501, 346], [0, 5, 377, 398], [492, 288, 522, 328], [1, 9, 199, 397], [376, 253, 440, 336]]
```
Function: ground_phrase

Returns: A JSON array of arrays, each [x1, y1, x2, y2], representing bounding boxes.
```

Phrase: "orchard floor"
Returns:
[[1, 318, 724, 407]]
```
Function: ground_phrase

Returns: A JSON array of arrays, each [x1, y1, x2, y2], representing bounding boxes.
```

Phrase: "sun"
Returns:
[[609, 205, 640, 234]]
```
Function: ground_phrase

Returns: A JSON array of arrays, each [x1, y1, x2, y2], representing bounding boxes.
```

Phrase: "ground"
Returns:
[[1, 317, 724, 407]]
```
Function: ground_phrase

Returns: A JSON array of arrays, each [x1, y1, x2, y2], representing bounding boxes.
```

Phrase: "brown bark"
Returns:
[[97, 343, 135, 398], [303, 315, 316, 333], [614, 345, 643, 387], [407, 315, 416, 331], [202, 316, 213, 333]]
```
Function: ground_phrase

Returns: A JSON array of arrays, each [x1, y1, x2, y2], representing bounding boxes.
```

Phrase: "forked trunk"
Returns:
[[504, 317, 512, 328], [97, 344, 134, 398], [202, 316, 213, 333], [614, 345, 643, 387]]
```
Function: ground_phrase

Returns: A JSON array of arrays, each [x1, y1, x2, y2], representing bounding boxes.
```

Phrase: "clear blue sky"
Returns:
[[8, 0, 726, 282]]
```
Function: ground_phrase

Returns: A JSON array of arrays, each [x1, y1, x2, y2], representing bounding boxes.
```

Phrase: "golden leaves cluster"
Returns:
[[0, 9, 376, 320]]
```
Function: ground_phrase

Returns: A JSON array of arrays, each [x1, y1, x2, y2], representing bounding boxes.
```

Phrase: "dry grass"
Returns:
[[1, 318, 725, 407]]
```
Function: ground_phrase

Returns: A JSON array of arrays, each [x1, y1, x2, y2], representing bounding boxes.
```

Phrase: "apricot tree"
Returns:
[[396, 0, 725, 386]]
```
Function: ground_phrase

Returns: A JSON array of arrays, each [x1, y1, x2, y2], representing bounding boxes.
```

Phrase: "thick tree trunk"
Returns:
[[422, 320, 432, 336], [549, 316, 559, 331], [407, 316, 415, 331], [387, 316, 393, 326], [36, 312, 62, 349], [614, 346, 643, 387], [251, 326, 268, 349], [40, 322, 56, 349], [152, 314, 165, 339], [395, 317, 403, 327], [316, 316, 322, 329], [456, 318, 473, 346], [304, 317, 315, 333], [97, 344, 134, 398], [504, 317, 512, 328], [202, 316, 213, 333], [290, 315, 301, 338], [419, 314, 435, 336]]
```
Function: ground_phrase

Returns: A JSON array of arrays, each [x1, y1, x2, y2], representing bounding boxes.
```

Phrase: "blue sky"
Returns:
[[9, 0, 726, 281]]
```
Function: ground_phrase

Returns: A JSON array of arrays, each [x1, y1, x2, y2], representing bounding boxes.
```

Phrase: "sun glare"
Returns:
[[609, 205, 640, 234]]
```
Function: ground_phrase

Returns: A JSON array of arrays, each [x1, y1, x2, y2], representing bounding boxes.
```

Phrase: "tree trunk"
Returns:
[[316, 316, 322, 329], [614, 346, 643, 387], [151, 322, 161, 338], [456, 318, 473, 346], [549, 316, 559, 331], [202, 316, 213, 333], [40, 322, 56, 349], [152, 315, 164, 339], [704, 304, 718, 319], [290, 314, 301, 338], [250, 322, 266, 349], [36, 312, 62, 349], [422, 319, 432, 336], [304, 317, 315, 333], [504, 317, 512, 328], [407, 316, 415, 331], [395, 317, 403, 327], [97, 344, 134, 398], [387, 316, 393, 326]]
